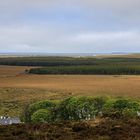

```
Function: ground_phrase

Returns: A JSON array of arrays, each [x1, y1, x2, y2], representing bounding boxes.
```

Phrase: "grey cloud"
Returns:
[[0, 0, 140, 15], [0, 0, 140, 53], [0, 24, 140, 53], [0, 0, 140, 25]]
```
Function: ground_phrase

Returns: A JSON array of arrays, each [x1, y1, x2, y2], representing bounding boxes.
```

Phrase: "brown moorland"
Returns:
[[0, 65, 140, 116], [0, 66, 140, 96]]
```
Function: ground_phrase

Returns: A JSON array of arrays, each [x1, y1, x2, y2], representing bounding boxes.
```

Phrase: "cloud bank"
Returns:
[[0, 0, 140, 53]]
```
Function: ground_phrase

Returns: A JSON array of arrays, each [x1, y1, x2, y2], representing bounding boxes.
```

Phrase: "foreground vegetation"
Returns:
[[1, 118, 140, 140], [1, 96, 140, 140]]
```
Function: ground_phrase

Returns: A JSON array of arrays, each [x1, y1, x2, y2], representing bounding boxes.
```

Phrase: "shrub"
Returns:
[[57, 97, 96, 121], [31, 109, 52, 123], [92, 96, 108, 113], [25, 100, 56, 122], [102, 99, 116, 117], [113, 99, 131, 110], [103, 98, 140, 119], [122, 108, 137, 118]]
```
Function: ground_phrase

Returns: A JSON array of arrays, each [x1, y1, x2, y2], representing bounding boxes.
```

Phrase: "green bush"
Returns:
[[92, 96, 108, 112], [113, 99, 131, 110], [122, 108, 137, 118], [24, 100, 56, 122], [102, 99, 115, 117], [113, 98, 140, 111], [31, 109, 52, 123], [103, 98, 140, 119], [57, 97, 97, 121]]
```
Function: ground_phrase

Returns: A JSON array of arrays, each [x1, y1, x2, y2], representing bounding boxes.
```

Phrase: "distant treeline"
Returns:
[[0, 57, 140, 66], [29, 65, 140, 75], [1, 56, 140, 75]]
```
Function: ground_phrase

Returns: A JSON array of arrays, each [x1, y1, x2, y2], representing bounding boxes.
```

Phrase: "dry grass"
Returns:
[[0, 66, 140, 97], [0, 65, 140, 116]]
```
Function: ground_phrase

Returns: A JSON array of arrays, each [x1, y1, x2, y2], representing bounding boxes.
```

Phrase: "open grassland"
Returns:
[[0, 65, 140, 117], [0, 66, 140, 96]]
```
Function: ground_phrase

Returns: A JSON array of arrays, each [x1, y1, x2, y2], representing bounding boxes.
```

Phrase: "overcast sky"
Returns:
[[0, 0, 140, 53]]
